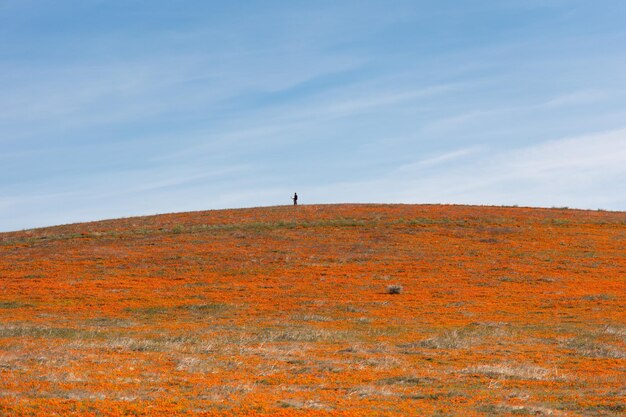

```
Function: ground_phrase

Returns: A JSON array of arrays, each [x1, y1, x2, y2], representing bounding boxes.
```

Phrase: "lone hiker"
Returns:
[[292, 193, 298, 205]]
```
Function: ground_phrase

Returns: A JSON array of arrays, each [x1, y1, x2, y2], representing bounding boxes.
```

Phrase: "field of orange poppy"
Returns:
[[1, 204, 624, 416]]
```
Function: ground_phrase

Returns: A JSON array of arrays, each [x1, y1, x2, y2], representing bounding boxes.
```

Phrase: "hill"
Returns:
[[1, 204, 624, 416]]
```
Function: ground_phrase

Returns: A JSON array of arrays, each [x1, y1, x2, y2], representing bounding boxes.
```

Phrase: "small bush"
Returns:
[[387, 285, 402, 294]]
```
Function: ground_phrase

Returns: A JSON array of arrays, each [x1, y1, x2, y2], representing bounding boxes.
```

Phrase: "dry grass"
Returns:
[[565, 337, 625, 359], [461, 363, 566, 381], [419, 323, 509, 349]]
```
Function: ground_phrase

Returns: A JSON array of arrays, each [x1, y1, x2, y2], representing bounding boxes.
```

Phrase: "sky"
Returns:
[[1, 1, 626, 232]]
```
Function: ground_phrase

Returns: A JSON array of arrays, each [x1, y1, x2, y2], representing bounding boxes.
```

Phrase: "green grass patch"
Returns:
[[0, 301, 33, 309], [0, 324, 101, 339], [377, 376, 435, 385]]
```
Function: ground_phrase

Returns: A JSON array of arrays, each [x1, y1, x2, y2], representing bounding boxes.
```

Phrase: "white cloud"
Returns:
[[395, 147, 483, 172], [497, 128, 626, 180], [538, 89, 609, 109], [320, 84, 458, 119], [306, 128, 626, 210]]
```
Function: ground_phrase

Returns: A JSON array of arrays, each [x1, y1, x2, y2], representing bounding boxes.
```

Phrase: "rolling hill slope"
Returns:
[[1, 204, 625, 416]]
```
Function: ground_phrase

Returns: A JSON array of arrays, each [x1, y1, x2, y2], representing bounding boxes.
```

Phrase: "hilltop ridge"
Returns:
[[2, 203, 623, 240]]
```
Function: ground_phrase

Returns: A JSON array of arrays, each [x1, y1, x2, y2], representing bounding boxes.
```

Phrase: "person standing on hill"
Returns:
[[292, 193, 298, 205]]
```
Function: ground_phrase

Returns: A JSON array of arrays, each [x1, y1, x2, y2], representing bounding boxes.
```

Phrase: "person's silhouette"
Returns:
[[292, 193, 298, 205]]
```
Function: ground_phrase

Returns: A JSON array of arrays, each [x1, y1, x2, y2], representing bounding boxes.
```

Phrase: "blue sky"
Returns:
[[1, 1, 626, 231]]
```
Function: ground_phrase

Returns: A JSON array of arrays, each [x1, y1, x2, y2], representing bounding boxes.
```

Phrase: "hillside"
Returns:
[[1, 204, 625, 416]]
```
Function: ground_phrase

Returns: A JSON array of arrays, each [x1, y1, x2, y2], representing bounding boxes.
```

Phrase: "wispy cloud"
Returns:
[[314, 127, 626, 210], [319, 84, 459, 118], [537, 89, 610, 109], [394, 147, 483, 172]]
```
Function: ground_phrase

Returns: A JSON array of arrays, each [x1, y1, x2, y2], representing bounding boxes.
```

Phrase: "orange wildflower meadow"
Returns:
[[0, 204, 624, 416]]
